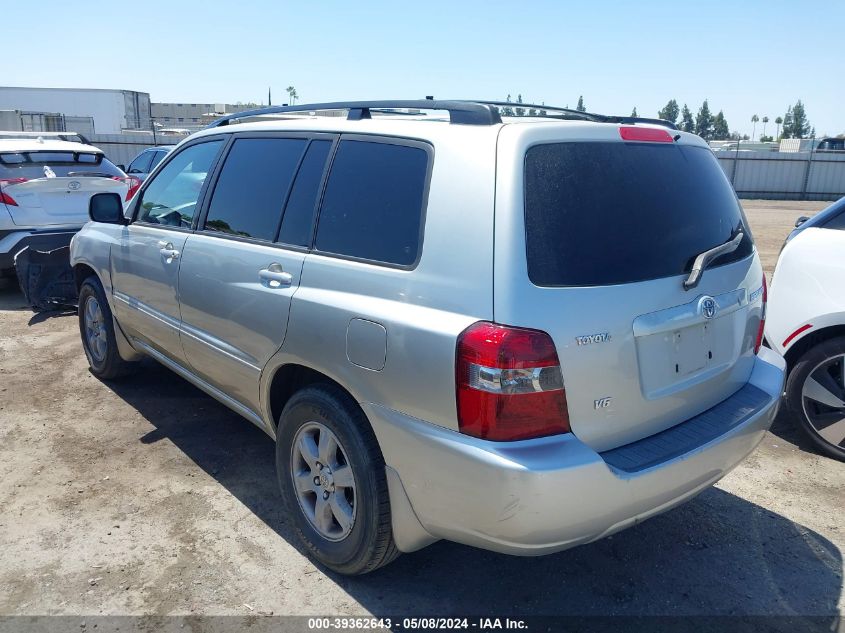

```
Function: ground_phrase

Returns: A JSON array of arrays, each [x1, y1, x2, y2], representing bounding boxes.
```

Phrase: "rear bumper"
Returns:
[[0, 228, 80, 272], [365, 347, 785, 555]]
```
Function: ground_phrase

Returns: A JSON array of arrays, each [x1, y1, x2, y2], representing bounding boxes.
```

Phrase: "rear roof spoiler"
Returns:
[[0, 131, 93, 145]]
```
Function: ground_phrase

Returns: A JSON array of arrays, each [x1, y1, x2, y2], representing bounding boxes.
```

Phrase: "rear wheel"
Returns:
[[785, 336, 845, 461], [78, 277, 136, 380], [276, 385, 399, 574]]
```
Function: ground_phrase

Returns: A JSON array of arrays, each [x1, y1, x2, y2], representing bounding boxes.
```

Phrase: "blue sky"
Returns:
[[5, 0, 843, 136]]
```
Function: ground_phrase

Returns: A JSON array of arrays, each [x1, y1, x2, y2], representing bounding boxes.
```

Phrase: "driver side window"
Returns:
[[137, 140, 223, 227]]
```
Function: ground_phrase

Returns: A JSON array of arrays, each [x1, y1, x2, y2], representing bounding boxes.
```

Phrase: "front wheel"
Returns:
[[276, 385, 399, 574], [785, 336, 845, 461], [78, 277, 136, 380]]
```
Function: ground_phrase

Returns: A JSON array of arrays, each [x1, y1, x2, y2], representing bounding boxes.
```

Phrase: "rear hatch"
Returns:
[[0, 150, 129, 226], [494, 124, 766, 452]]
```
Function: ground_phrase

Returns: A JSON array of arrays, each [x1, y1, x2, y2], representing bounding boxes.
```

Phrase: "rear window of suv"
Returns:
[[0, 151, 123, 179], [524, 142, 753, 286]]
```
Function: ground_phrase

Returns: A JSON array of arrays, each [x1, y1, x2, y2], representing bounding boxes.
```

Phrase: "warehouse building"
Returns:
[[0, 86, 151, 134]]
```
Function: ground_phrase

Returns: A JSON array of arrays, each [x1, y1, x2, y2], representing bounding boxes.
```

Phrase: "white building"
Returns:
[[0, 87, 151, 134]]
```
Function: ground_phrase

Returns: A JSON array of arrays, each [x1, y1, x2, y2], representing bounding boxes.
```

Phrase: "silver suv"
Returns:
[[70, 100, 786, 575]]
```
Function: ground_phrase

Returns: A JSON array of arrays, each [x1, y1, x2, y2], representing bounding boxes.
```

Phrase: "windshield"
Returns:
[[524, 142, 753, 287]]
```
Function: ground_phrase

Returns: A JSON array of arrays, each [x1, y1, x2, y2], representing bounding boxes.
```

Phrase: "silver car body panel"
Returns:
[[69, 116, 785, 556]]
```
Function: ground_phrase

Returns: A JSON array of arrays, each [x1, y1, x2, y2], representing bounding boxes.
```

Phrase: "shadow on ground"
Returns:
[[103, 360, 843, 624], [0, 282, 28, 311]]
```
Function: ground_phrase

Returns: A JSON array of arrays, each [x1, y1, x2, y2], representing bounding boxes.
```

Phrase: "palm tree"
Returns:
[[775, 116, 783, 140], [762, 116, 769, 138], [751, 114, 759, 141], [286, 86, 298, 105]]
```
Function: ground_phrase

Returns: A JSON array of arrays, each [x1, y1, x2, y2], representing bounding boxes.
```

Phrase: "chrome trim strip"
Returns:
[[179, 324, 261, 372], [113, 291, 181, 332], [633, 288, 747, 338]]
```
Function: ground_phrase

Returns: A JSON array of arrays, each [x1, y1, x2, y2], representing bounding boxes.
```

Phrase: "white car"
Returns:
[[0, 134, 138, 278], [766, 196, 845, 461]]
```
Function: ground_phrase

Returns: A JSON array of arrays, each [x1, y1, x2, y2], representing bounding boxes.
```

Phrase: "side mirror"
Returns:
[[794, 215, 810, 228], [116, 164, 126, 171], [89, 192, 126, 224]]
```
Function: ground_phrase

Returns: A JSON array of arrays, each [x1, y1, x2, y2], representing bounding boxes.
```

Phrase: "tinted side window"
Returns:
[[278, 140, 332, 247], [137, 140, 223, 227], [127, 152, 153, 174], [315, 140, 428, 266], [204, 138, 306, 241], [149, 150, 167, 171]]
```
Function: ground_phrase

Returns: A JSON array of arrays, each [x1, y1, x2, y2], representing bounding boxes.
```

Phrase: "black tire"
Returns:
[[276, 384, 399, 574], [785, 336, 845, 462], [78, 276, 136, 380]]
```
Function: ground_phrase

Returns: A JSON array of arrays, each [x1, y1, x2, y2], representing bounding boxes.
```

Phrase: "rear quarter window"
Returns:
[[524, 142, 753, 287], [314, 139, 430, 266]]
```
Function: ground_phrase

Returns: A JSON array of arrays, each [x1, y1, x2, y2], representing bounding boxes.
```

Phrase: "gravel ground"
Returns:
[[0, 201, 841, 623]]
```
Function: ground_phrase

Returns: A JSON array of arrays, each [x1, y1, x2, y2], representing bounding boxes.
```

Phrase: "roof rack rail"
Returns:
[[206, 100, 502, 128], [468, 100, 678, 130]]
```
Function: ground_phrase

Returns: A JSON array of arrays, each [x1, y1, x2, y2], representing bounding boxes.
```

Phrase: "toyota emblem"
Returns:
[[699, 296, 717, 319], [68, 181, 81, 191]]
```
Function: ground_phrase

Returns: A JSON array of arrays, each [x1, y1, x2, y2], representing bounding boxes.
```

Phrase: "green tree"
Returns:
[[575, 95, 586, 112], [680, 104, 695, 132], [631, 107, 638, 117], [285, 86, 298, 105], [695, 100, 714, 139], [502, 94, 514, 117], [658, 99, 680, 124], [761, 116, 769, 138], [751, 114, 759, 141], [781, 106, 794, 138], [788, 100, 811, 138], [759, 135, 774, 143], [515, 94, 525, 117], [713, 111, 730, 140], [775, 116, 783, 139]]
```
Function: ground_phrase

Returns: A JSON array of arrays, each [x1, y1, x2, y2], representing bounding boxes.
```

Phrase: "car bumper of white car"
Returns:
[[365, 346, 785, 555]]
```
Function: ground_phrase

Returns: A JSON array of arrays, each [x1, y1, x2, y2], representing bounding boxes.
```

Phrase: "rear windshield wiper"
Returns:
[[683, 230, 744, 290]]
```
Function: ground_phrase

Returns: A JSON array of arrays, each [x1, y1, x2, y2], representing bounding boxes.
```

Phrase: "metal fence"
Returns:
[[715, 151, 845, 201], [86, 133, 181, 168]]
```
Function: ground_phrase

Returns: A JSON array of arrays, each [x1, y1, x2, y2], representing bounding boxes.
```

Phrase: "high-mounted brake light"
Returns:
[[619, 126, 674, 143], [456, 322, 570, 441], [754, 274, 768, 354], [112, 175, 141, 201], [0, 178, 26, 206]]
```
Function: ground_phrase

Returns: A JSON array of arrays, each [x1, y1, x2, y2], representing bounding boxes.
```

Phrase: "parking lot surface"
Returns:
[[0, 201, 841, 619]]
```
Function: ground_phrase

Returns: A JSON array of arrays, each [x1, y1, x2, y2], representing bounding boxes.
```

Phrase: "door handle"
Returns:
[[157, 241, 180, 261], [259, 263, 292, 288]]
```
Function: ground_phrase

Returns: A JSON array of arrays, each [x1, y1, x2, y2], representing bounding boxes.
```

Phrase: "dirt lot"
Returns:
[[0, 201, 842, 622]]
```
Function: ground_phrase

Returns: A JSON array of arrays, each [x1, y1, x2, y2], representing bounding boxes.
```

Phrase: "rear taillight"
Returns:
[[0, 178, 27, 206], [112, 176, 141, 201], [456, 322, 570, 441], [754, 274, 768, 354]]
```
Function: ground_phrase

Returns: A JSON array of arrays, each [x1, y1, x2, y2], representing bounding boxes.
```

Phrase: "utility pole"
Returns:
[[149, 101, 157, 146]]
